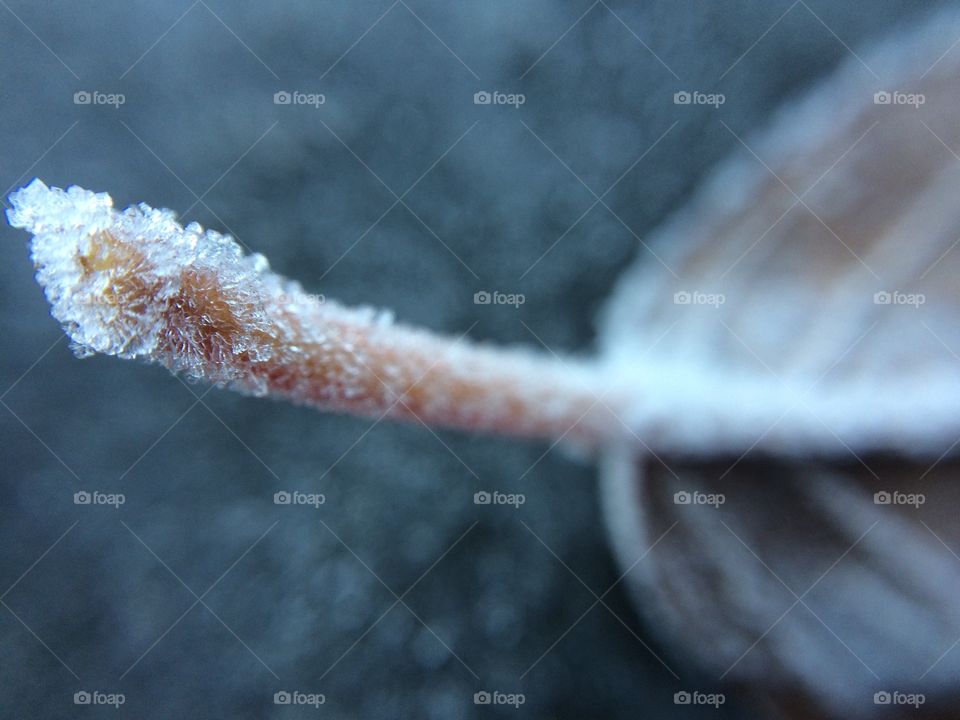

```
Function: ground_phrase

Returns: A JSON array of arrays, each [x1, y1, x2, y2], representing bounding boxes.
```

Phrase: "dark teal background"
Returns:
[[0, 1, 944, 717]]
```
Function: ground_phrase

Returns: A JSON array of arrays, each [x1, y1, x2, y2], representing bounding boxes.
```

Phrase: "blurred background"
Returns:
[[0, 1, 950, 717]]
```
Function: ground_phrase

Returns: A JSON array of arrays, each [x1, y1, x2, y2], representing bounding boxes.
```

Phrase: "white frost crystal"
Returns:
[[9, 180, 277, 379]]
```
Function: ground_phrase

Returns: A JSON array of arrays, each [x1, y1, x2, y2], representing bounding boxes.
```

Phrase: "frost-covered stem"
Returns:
[[6, 181, 611, 445], [261, 312, 608, 443]]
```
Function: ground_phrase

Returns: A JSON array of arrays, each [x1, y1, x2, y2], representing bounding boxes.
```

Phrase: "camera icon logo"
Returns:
[[474, 491, 491, 505], [274, 491, 291, 505], [873, 691, 891, 704], [674, 691, 691, 704], [874, 491, 891, 505], [873, 291, 891, 305], [74, 491, 91, 505], [474, 691, 491, 705], [74, 91, 91, 105], [474, 291, 491, 305], [673, 91, 691, 105], [274, 91, 292, 105], [274, 691, 292, 704], [873, 91, 891, 105], [673, 291, 691, 305], [74, 691, 92, 705], [473, 91, 492, 105], [673, 491, 691, 505]]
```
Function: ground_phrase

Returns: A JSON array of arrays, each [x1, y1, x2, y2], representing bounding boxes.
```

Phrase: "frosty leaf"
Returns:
[[599, 13, 960, 458], [599, 9, 960, 717]]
